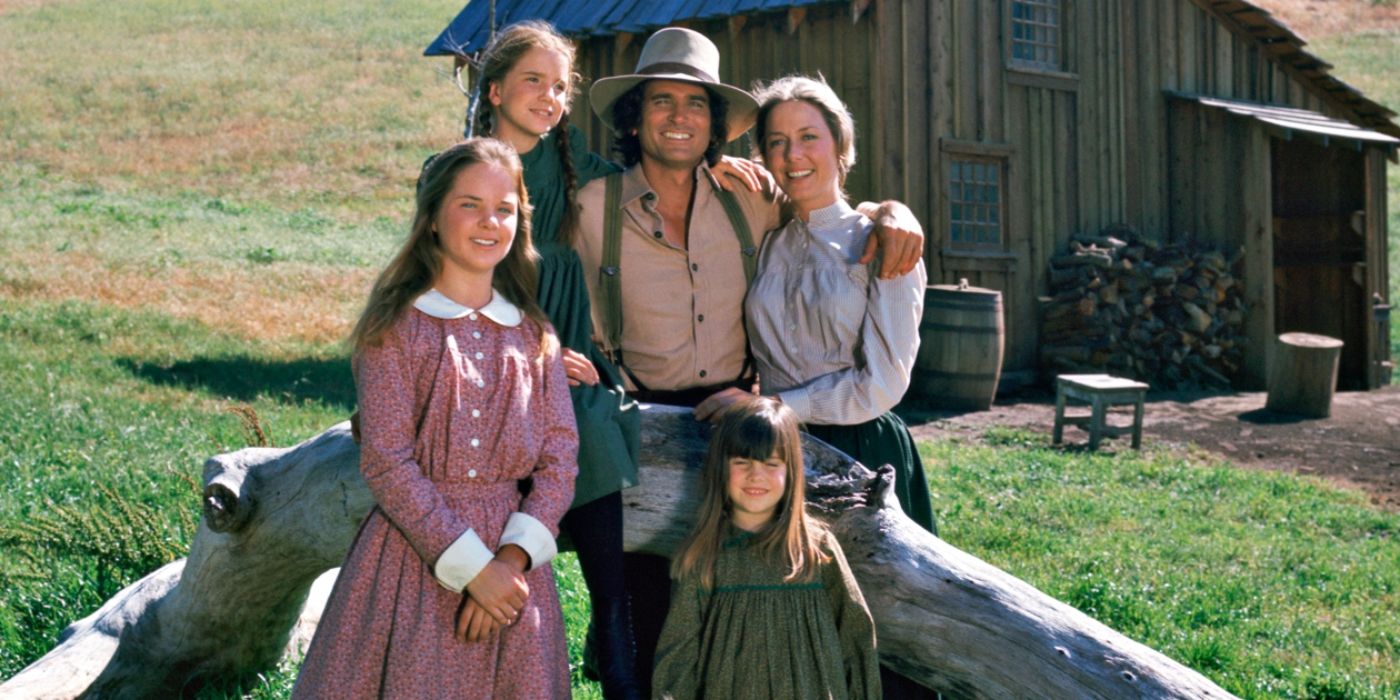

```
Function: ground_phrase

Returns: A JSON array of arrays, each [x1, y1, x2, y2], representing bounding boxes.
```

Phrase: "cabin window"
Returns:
[[947, 157, 1004, 251], [1010, 0, 1062, 71]]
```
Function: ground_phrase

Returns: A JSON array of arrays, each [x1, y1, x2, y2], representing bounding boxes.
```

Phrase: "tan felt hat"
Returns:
[[590, 27, 758, 142]]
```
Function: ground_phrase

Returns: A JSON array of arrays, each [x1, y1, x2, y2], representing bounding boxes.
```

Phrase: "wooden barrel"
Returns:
[[914, 279, 1005, 410]]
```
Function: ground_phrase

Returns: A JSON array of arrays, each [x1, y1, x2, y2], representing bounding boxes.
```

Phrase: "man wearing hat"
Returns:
[[574, 26, 926, 695]]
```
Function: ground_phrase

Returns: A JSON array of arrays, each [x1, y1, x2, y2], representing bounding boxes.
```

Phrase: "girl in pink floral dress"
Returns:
[[292, 138, 577, 699]]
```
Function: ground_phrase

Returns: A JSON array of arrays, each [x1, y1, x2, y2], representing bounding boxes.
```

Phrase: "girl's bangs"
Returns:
[[726, 412, 785, 461]]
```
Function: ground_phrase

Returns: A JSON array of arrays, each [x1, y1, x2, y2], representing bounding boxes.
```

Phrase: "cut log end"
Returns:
[[202, 482, 247, 533]]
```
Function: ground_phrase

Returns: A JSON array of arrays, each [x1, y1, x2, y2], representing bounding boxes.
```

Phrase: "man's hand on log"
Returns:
[[693, 387, 761, 423]]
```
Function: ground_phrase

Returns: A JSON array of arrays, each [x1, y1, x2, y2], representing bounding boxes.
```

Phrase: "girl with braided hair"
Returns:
[[469, 19, 642, 700], [470, 24, 768, 699]]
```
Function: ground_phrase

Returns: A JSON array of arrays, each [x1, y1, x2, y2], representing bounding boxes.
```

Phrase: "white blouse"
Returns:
[[744, 199, 926, 425]]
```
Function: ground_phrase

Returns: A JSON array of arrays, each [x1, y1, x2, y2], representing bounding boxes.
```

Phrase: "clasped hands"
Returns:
[[456, 544, 530, 643]]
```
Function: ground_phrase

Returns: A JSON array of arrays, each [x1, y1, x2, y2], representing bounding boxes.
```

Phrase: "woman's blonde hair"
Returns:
[[348, 138, 551, 355], [672, 398, 830, 589], [752, 74, 857, 186]]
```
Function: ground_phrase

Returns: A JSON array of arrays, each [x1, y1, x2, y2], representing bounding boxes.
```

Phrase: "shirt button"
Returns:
[[475, 352, 484, 360], [468, 469, 478, 478], [697, 314, 704, 322], [653, 230, 663, 239], [473, 331, 482, 339], [469, 313, 479, 321], [470, 438, 480, 447], [699, 370, 708, 378], [471, 409, 481, 418], [690, 263, 699, 272], [476, 379, 486, 388]]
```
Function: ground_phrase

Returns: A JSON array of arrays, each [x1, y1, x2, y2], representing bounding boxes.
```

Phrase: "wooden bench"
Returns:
[[1053, 374, 1150, 450]]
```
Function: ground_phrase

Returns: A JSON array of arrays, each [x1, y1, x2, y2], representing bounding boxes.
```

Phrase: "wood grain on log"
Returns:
[[2, 408, 1238, 699]]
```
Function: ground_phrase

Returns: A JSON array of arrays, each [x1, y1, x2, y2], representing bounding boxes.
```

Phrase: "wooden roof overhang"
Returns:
[[1189, 0, 1400, 140], [1168, 91, 1400, 160]]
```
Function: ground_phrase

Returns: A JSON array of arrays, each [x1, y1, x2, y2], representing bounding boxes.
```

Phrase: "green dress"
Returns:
[[520, 125, 639, 508], [653, 526, 882, 700]]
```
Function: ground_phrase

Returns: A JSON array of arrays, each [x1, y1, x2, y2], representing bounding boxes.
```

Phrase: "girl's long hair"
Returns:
[[671, 398, 830, 589], [348, 138, 551, 355], [472, 20, 584, 246]]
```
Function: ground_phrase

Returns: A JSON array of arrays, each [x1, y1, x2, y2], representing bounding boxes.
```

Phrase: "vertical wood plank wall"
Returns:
[[569, 0, 1388, 378]]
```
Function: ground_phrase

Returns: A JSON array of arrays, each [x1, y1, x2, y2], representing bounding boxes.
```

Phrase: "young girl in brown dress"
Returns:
[[293, 138, 577, 699], [652, 398, 881, 700]]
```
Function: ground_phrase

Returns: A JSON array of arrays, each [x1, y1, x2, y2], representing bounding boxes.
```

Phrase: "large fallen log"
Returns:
[[2, 406, 1236, 699]]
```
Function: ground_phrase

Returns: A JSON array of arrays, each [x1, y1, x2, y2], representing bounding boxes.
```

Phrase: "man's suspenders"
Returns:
[[596, 171, 758, 370], [598, 172, 626, 363]]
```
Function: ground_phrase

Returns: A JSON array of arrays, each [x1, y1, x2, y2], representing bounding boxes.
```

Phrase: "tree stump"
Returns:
[[1266, 332, 1344, 417], [1, 406, 1238, 699]]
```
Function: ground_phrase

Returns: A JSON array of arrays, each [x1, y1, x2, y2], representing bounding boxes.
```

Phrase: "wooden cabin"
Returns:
[[428, 0, 1398, 391]]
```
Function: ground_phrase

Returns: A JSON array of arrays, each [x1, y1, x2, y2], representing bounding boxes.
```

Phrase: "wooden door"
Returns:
[[1270, 139, 1369, 390]]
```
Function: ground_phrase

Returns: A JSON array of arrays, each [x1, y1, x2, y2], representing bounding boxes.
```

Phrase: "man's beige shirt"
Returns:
[[575, 163, 782, 392]]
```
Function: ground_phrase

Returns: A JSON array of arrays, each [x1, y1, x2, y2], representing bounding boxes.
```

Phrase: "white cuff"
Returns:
[[433, 528, 494, 593], [777, 388, 812, 423], [499, 512, 558, 571]]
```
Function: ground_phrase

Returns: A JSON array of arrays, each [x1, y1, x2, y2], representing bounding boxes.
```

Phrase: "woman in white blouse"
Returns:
[[742, 75, 934, 533]]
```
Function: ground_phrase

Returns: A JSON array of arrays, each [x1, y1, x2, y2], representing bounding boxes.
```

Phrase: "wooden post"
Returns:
[[1266, 332, 1344, 418]]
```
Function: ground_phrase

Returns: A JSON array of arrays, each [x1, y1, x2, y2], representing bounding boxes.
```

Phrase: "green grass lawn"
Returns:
[[927, 431, 1399, 699], [2, 1, 1398, 698]]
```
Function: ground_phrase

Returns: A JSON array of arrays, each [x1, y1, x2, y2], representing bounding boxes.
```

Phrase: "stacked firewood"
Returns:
[[1039, 226, 1246, 389]]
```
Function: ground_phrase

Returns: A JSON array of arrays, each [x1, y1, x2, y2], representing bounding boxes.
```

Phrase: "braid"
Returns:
[[553, 113, 579, 247], [472, 92, 494, 138]]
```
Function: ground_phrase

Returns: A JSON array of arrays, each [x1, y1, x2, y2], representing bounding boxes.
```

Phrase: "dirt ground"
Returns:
[[902, 384, 1400, 512]]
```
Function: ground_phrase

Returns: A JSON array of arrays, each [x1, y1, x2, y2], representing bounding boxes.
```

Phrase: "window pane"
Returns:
[[949, 157, 1005, 250], [1011, 0, 1061, 70]]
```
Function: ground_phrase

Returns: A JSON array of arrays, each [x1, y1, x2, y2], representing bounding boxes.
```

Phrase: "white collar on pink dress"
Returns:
[[413, 289, 524, 327]]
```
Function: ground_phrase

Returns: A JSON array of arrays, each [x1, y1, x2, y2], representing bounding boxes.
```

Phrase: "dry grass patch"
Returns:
[[1, 4, 465, 221], [1250, 0, 1400, 40], [1, 248, 371, 344]]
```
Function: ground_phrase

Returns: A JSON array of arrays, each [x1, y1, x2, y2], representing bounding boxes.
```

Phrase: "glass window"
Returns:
[[947, 156, 1005, 251], [1010, 0, 1062, 71]]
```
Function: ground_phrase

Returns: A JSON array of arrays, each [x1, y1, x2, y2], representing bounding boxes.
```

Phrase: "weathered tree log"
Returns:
[[2, 407, 1237, 699]]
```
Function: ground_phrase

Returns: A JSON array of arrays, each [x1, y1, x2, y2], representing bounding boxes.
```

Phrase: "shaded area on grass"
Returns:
[[119, 355, 355, 411]]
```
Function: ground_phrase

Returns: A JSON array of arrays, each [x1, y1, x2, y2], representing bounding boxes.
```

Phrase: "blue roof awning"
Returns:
[[424, 0, 845, 56]]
